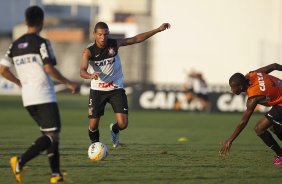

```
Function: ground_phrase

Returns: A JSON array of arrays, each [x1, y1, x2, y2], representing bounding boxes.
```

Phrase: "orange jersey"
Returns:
[[246, 71, 282, 106]]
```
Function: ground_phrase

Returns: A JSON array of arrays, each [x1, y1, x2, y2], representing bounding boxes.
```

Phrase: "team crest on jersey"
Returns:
[[108, 47, 116, 56], [18, 42, 28, 49]]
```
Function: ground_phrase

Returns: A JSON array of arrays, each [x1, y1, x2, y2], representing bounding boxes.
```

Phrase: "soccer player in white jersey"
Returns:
[[0, 6, 77, 183], [80, 22, 170, 147]]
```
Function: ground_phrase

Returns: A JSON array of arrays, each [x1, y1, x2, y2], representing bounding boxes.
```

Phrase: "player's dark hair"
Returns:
[[229, 73, 248, 86], [94, 22, 109, 32], [25, 6, 44, 27]]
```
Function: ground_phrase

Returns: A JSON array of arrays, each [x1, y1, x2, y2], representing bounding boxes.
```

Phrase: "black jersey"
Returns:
[[0, 33, 57, 106], [87, 39, 124, 91]]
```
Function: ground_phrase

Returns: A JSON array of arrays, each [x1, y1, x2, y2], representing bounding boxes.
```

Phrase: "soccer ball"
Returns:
[[88, 142, 108, 161]]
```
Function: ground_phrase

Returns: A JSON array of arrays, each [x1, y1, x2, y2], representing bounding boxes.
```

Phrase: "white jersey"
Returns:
[[87, 39, 124, 91], [0, 33, 57, 106]]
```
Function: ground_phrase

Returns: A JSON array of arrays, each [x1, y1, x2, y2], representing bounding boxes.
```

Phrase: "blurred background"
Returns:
[[0, 0, 281, 113]]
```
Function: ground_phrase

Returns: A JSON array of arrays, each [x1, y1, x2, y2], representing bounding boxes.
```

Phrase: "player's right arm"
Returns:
[[44, 64, 77, 93], [80, 48, 100, 80], [0, 64, 21, 87], [255, 63, 282, 74], [0, 44, 22, 87], [219, 95, 265, 156], [0, 45, 21, 87]]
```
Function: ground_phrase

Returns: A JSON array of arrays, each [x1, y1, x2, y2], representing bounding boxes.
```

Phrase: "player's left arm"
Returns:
[[44, 64, 77, 93], [0, 64, 21, 87], [40, 40, 77, 93], [116, 23, 171, 47], [219, 96, 264, 156], [255, 63, 282, 74]]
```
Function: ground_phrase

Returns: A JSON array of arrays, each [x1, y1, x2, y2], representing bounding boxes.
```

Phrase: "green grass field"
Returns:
[[1, 94, 282, 184]]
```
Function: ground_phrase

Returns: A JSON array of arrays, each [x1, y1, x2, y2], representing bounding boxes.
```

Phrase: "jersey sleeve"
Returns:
[[39, 39, 57, 65], [110, 39, 118, 48], [0, 44, 13, 67]]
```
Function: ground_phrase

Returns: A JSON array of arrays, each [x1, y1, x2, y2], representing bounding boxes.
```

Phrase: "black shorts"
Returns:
[[88, 88, 128, 119], [265, 105, 282, 127], [26, 102, 61, 132]]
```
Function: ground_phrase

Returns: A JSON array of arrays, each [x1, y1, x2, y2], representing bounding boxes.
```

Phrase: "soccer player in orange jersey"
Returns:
[[220, 63, 282, 165]]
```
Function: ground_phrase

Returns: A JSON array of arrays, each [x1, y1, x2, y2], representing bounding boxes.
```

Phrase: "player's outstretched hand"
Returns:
[[158, 23, 171, 32], [66, 81, 78, 94], [219, 139, 232, 156]]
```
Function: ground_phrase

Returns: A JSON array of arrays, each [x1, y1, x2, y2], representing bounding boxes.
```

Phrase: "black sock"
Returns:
[[112, 123, 120, 134], [275, 133, 282, 141], [259, 131, 282, 156], [270, 125, 282, 141], [89, 128, 99, 143], [19, 135, 52, 167], [274, 131, 282, 141], [47, 141, 60, 174]]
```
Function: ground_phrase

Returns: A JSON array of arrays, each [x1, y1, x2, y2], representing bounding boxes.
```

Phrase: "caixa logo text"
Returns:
[[217, 93, 269, 112]]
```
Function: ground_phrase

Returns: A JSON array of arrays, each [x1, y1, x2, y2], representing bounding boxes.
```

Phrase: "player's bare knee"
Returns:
[[89, 125, 97, 131], [118, 121, 128, 130], [89, 119, 99, 130], [254, 125, 264, 136]]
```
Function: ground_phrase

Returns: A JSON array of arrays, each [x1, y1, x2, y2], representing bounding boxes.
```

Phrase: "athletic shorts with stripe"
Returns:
[[26, 102, 61, 132], [265, 105, 282, 134], [88, 88, 128, 119]]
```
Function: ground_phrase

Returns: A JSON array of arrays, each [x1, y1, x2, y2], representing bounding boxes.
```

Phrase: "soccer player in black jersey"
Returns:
[[0, 6, 77, 183], [80, 22, 170, 148]]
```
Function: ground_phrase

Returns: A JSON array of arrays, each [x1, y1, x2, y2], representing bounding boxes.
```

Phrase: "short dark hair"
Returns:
[[229, 72, 248, 85], [94, 22, 109, 32], [25, 6, 44, 27]]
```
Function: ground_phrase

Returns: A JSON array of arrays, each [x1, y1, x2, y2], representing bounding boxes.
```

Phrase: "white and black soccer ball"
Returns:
[[88, 142, 108, 161]]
